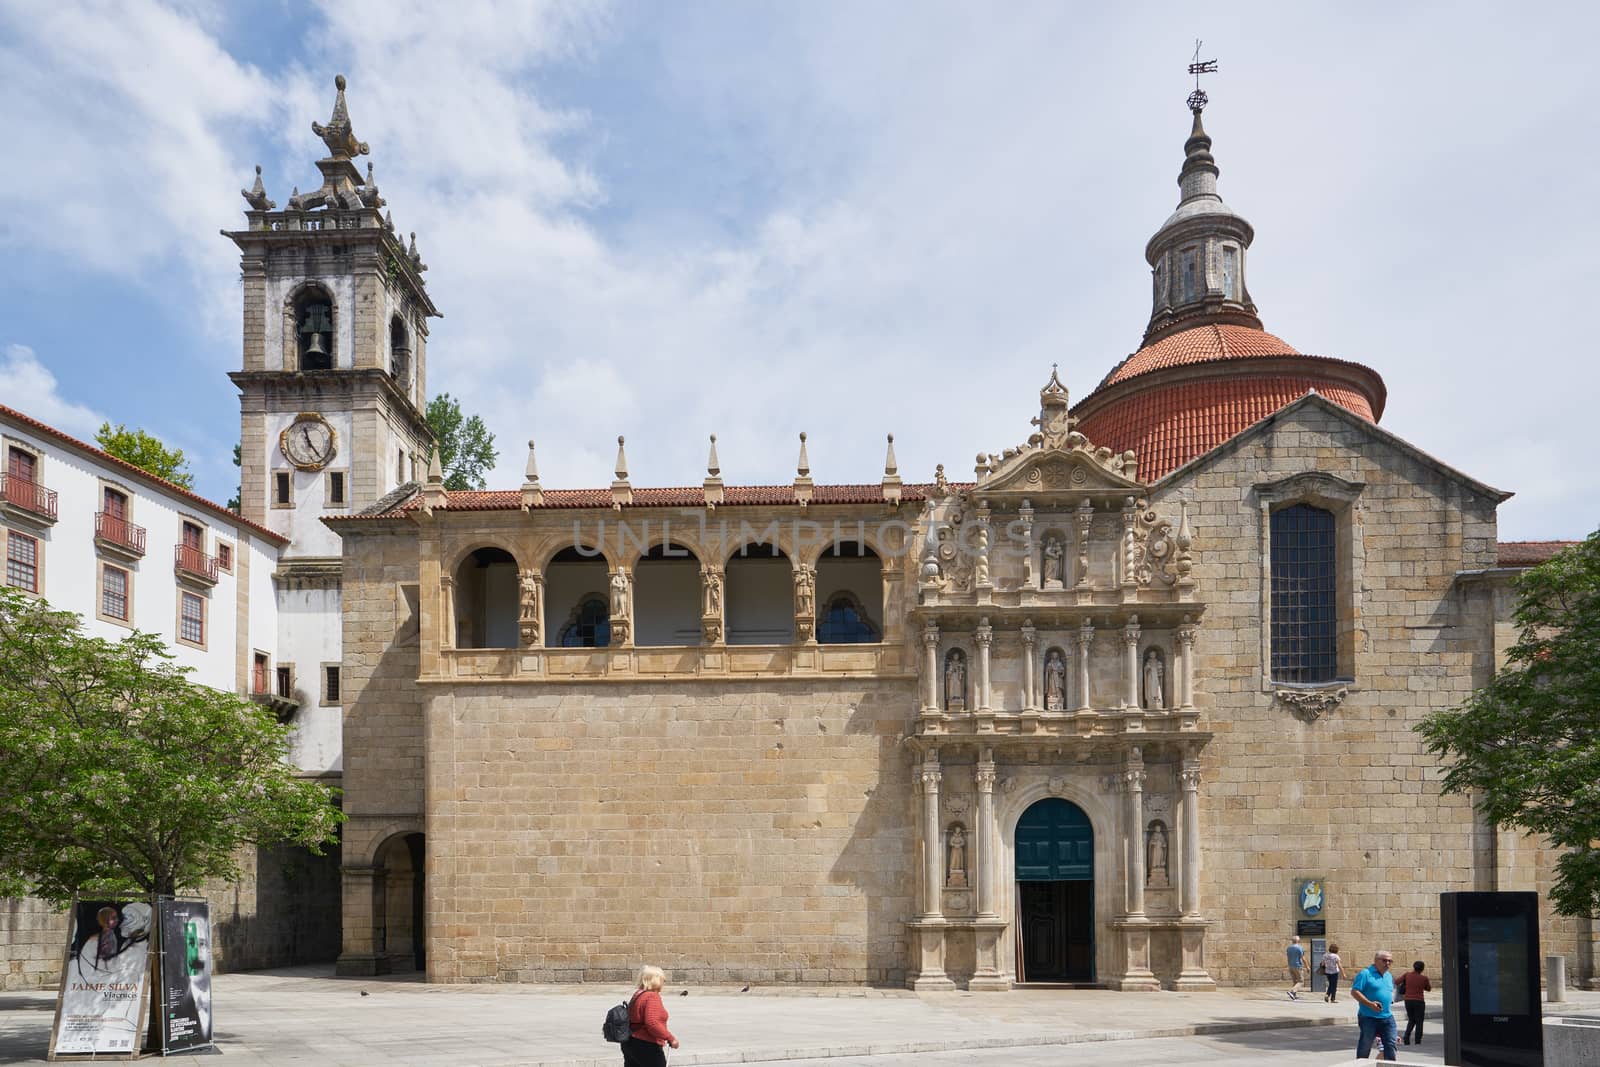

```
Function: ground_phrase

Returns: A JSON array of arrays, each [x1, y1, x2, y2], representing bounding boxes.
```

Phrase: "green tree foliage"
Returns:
[[0, 588, 343, 903], [227, 443, 241, 513], [425, 392, 498, 491], [94, 422, 194, 490], [1418, 531, 1600, 917]]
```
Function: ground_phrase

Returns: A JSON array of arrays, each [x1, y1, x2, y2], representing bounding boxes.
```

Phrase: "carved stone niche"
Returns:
[[1275, 685, 1349, 722]]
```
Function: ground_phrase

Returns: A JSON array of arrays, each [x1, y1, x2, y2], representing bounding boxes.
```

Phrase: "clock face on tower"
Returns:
[[280, 413, 338, 471]]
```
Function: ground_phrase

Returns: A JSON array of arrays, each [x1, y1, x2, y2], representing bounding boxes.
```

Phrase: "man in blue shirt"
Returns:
[[1285, 936, 1306, 1000], [1350, 950, 1399, 1060]]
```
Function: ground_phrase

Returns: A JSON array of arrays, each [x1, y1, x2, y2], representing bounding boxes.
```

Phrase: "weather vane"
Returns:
[[1187, 39, 1218, 112]]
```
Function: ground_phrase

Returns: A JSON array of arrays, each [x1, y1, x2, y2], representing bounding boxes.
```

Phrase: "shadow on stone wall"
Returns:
[[209, 841, 342, 974], [828, 688, 917, 987]]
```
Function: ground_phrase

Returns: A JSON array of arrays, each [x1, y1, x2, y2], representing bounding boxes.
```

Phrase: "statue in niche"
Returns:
[[1041, 536, 1065, 588], [944, 649, 966, 711], [1143, 649, 1166, 710], [946, 825, 968, 888], [1043, 649, 1067, 711], [1146, 820, 1170, 888], [610, 571, 631, 621]]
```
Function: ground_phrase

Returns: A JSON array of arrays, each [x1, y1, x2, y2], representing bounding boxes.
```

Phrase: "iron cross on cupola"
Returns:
[[1187, 40, 1218, 113]]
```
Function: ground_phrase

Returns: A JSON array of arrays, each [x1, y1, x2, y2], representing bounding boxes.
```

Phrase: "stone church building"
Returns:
[[232, 78, 1585, 990], [8, 75, 1585, 993]]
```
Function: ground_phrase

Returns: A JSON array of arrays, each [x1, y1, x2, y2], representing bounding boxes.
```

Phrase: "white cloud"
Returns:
[[1, 1, 1596, 541], [0, 344, 107, 439]]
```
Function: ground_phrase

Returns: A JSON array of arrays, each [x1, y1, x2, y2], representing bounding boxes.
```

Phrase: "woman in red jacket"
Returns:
[[623, 965, 679, 1066]]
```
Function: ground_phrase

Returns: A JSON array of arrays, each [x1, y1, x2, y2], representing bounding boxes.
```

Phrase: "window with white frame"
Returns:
[[178, 590, 205, 646], [6, 530, 39, 592]]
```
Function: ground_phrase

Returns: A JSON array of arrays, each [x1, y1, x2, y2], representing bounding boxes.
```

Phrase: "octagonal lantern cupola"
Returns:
[[1142, 102, 1262, 346]]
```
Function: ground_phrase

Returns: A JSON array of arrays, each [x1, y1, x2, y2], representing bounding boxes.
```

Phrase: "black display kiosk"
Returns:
[[1440, 891, 1543, 1067]]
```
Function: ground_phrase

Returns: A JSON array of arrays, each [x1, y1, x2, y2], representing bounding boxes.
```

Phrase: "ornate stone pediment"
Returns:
[[981, 449, 1143, 496], [970, 368, 1144, 497]]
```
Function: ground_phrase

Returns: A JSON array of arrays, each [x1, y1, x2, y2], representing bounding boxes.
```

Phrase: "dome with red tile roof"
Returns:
[[1072, 103, 1387, 481]]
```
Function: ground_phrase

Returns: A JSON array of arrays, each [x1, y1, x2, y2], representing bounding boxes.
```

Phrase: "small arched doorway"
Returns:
[[373, 832, 425, 972], [1015, 798, 1094, 983]]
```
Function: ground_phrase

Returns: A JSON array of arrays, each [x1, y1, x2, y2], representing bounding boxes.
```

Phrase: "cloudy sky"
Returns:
[[0, 1, 1595, 540]]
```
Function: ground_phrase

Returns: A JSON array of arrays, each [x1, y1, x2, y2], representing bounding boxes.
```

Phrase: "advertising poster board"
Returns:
[[47, 899, 154, 1060], [156, 899, 214, 1054]]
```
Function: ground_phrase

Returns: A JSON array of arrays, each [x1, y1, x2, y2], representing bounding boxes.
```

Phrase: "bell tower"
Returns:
[[227, 74, 439, 557], [225, 75, 439, 776]]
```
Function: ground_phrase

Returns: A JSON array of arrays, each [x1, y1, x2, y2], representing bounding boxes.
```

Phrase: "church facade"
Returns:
[[241, 81, 1589, 989]]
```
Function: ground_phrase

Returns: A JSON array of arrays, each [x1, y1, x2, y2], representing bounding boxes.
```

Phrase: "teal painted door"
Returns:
[[1015, 799, 1094, 981]]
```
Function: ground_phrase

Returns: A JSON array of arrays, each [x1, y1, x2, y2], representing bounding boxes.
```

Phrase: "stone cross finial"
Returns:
[[794, 432, 814, 507], [882, 433, 903, 505], [611, 435, 632, 509], [520, 440, 543, 509]]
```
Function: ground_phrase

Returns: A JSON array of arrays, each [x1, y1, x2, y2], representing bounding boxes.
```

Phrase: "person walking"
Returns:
[[1350, 950, 1399, 1061], [1396, 960, 1432, 1045], [622, 965, 679, 1067], [1322, 942, 1343, 1002], [1286, 935, 1306, 1000]]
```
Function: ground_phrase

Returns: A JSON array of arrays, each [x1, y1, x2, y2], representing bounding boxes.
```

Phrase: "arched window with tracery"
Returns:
[[544, 545, 610, 648], [815, 541, 882, 645], [818, 592, 878, 644], [558, 595, 611, 648]]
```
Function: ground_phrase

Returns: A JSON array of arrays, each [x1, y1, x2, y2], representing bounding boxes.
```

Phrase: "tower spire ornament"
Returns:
[[1187, 40, 1218, 113]]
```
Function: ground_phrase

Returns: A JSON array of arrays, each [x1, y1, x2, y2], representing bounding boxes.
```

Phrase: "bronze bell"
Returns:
[[303, 331, 328, 358]]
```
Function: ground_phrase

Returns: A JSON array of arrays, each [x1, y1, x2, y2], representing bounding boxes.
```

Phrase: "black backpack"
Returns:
[[602, 993, 635, 1043]]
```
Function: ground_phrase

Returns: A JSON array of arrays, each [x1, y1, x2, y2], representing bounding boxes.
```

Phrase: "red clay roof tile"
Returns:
[[1496, 541, 1579, 567], [1101, 323, 1303, 387], [1076, 376, 1378, 482]]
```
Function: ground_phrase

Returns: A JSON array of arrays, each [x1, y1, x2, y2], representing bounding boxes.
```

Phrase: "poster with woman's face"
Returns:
[[50, 900, 152, 1056]]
